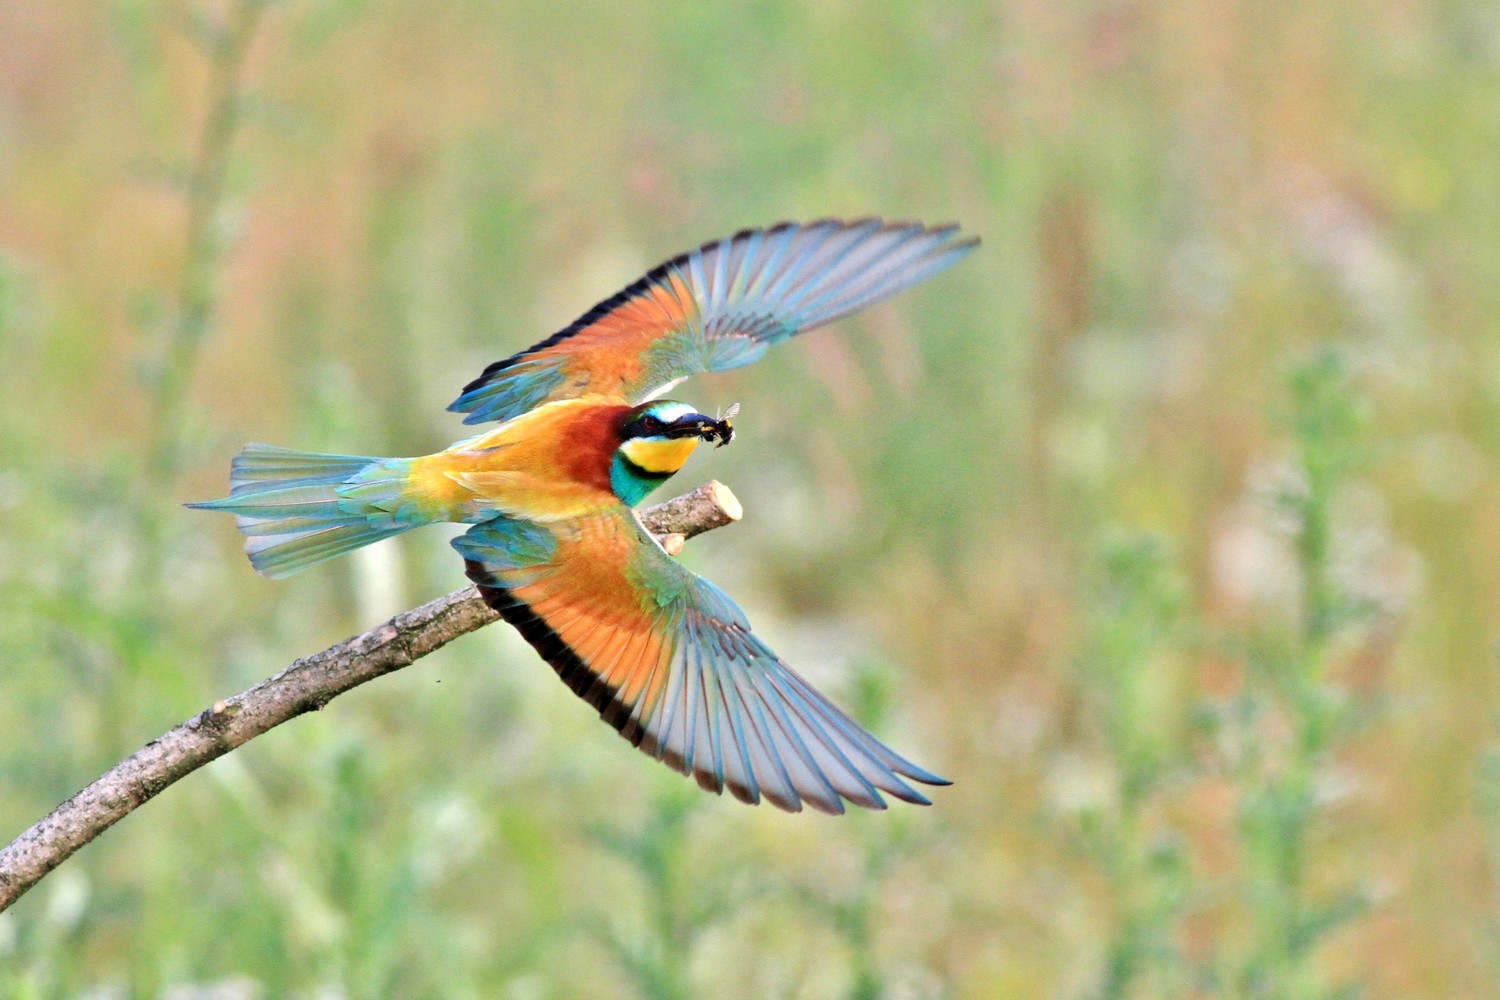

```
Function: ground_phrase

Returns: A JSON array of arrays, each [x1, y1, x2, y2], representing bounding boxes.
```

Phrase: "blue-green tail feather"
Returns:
[[188, 443, 424, 579]]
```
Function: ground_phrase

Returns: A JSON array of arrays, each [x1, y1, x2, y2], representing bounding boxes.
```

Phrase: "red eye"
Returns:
[[641, 415, 663, 432]]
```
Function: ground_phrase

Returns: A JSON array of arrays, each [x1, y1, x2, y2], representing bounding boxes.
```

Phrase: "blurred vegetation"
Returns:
[[2, 0, 1499, 997]]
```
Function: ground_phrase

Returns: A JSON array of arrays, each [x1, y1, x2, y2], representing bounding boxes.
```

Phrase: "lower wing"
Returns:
[[453, 507, 948, 814]]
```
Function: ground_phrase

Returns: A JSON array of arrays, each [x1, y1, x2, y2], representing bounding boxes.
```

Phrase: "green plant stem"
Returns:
[[147, 0, 267, 482], [1228, 352, 1370, 1000]]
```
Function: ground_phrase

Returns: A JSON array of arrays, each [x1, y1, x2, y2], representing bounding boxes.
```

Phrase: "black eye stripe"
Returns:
[[624, 412, 672, 439]]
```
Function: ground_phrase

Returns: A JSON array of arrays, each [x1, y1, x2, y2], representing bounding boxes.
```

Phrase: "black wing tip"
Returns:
[[900, 220, 981, 253], [745, 217, 977, 241], [672, 215, 978, 271], [892, 756, 953, 788], [803, 795, 849, 816], [694, 762, 945, 815]]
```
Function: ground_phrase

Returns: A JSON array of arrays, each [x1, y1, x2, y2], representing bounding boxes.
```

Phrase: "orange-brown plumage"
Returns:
[[423, 397, 635, 521], [519, 271, 699, 397]]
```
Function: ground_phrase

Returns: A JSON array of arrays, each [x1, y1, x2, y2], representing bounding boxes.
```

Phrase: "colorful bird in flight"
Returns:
[[192, 218, 978, 813]]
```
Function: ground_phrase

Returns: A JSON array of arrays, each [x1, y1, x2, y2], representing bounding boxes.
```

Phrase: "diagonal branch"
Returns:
[[0, 481, 742, 913]]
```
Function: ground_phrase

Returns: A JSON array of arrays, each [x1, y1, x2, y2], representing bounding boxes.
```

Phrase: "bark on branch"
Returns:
[[0, 481, 742, 913]]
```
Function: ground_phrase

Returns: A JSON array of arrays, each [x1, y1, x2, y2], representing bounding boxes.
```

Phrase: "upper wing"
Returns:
[[449, 218, 979, 425], [454, 508, 948, 814]]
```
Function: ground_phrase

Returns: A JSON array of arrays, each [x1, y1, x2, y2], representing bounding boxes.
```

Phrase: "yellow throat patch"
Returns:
[[620, 436, 699, 474]]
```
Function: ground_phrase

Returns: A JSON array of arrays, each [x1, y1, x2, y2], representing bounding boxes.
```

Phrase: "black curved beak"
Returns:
[[666, 412, 735, 447]]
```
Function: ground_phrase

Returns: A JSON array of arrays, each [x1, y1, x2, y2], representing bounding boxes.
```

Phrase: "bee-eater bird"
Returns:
[[192, 218, 978, 814]]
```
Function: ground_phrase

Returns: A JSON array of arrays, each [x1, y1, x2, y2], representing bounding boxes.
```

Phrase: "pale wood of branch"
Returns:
[[0, 481, 742, 913]]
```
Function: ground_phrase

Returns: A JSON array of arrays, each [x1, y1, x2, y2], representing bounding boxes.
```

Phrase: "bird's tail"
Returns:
[[187, 443, 433, 579]]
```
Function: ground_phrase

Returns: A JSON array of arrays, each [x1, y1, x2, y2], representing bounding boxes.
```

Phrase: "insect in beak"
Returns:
[[669, 404, 739, 447], [705, 403, 739, 447]]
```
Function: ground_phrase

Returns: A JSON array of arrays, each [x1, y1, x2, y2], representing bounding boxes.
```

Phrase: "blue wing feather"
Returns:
[[450, 218, 978, 424]]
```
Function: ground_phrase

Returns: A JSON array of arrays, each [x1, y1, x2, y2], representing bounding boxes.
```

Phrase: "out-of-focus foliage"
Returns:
[[2, 1, 1498, 997]]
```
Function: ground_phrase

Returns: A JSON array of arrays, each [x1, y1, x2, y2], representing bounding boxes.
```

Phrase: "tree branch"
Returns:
[[0, 481, 742, 913]]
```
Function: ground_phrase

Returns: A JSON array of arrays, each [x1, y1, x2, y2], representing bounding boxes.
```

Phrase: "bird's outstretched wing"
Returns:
[[454, 509, 948, 813], [449, 218, 979, 425]]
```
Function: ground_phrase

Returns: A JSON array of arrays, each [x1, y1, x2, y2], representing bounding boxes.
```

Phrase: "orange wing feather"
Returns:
[[449, 220, 979, 425], [543, 270, 698, 381], [455, 507, 950, 813]]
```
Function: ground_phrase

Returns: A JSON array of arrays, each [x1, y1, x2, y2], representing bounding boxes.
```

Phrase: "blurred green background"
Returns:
[[3, 1, 1499, 997]]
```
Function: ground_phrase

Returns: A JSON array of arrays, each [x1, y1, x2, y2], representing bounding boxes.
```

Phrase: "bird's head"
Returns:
[[610, 399, 736, 507]]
